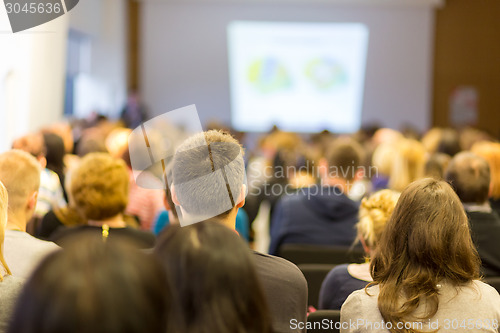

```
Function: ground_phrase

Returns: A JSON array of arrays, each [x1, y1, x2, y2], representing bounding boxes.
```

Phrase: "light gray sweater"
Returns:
[[0, 275, 25, 333], [4, 230, 59, 279], [341, 280, 500, 332]]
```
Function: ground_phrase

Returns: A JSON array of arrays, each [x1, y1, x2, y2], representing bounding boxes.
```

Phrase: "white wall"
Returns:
[[142, 1, 437, 132], [69, 0, 128, 119], [0, 0, 127, 152], [0, 9, 69, 153]]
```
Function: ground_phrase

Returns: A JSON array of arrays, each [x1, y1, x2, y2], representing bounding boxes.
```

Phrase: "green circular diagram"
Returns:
[[247, 58, 292, 94], [305, 58, 347, 90]]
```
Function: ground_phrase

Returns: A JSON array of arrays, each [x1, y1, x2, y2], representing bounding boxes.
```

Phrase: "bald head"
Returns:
[[445, 151, 490, 204], [0, 150, 41, 213]]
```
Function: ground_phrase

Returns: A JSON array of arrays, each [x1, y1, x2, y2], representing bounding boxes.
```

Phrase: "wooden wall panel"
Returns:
[[433, 0, 500, 138], [127, 0, 141, 91]]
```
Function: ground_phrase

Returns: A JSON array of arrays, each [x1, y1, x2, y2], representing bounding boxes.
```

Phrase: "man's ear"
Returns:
[[170, 185, 181, 207], [27, 191, 38, 210], [235, 184, 246, 208]]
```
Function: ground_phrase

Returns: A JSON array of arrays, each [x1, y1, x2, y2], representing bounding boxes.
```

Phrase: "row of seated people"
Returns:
[[1, 125, 500, 332], [261, 131, 500, 279], [0, 131, 307, 333]]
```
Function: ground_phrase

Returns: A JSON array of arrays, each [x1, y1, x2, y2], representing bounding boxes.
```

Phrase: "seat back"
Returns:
[[298, 264, 336, 308], [307, 310, 341, 333], [278, 244, 365, 266]]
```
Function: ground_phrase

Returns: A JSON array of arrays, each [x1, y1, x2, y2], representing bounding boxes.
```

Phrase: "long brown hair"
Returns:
[[155, 221, 272, 333], [370, 178, 480, 333]]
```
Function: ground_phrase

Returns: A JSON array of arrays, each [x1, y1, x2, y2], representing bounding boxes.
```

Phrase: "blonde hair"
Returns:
[[357, 189, 400, 250], [0, 150, 41, 211], [389, 139, 426, 192], [471, 141, 500, 199], [421, 128, 443, 154], [0, 181, 12, 280], [372, 143, 396, 176], [71, 153, 129, 221]]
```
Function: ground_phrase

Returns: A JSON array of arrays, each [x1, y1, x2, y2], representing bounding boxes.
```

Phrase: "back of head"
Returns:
[[371, 143, 396, 176], [357, 189, 400, 250], [0, 150, 41, 213], [42, 132, 65, 174], [155, 221, 271, 333], [436, 128, 461, 157], [324, 137, 363, 182], [8, 237, 168, 333], [389, 138, 425, 192], [172, 130, 245, 220], [445, 151, 490, 204], [421, 127, 443, 154], [12, 132, 45, 158], [70, 153, 129, 221], [424, 153, 451, 180], [471, 141, 500, 199], [371, 178, 480, 331]]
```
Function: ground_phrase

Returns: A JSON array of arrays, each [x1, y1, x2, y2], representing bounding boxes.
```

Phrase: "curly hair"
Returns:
[[357, 189, 400, 250], [70, 153, 129, 221]]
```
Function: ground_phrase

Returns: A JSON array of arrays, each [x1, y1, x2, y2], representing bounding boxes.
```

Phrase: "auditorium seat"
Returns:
[[278, 244, 365, 266], [307, 310, 341, 333], [298, 264, 336, 308]]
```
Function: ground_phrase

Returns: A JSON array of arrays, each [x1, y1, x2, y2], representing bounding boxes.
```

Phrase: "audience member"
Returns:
[[120, 89, 148, 129], [170, 129, 308, 333], [12, 133, 66, 219], [155, 221, 272, 333], [8, 237, 168, 333], [319, 189, 399, 310], [445, 151, 500, 276], [370, 142, 394, 191], [0, 150, 59, 279], [388, 138, 425, 192], [269, 137, 363, 255], [153, 187, 251, 240], [424, 152, 451, 180], [436, 128, 461, 157], [121, 148, 164, 231], [471, 141, 500, 216], [42, 132, 67, 201], [341, 179, 500, 332], [0, 181, 25, 333], [50, 153, 155, 248]]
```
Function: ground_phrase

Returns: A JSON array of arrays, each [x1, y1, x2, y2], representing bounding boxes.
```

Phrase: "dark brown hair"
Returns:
[[370, 178, 480, 333], [8, 237, 168, 333], [325, 137, 363, 181], [154, 221, 272, 333]]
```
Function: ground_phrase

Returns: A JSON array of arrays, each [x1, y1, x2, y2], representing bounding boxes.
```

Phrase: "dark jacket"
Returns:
[[269, 185, 359, 255], [467, 210, 500, 277]]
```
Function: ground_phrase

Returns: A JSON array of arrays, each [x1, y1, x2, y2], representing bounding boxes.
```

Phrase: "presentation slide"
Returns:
[[228, 21, 369, 133]]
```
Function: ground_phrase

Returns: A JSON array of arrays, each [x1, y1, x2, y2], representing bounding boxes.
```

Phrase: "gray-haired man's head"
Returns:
[[171, 130, 245, 222]]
